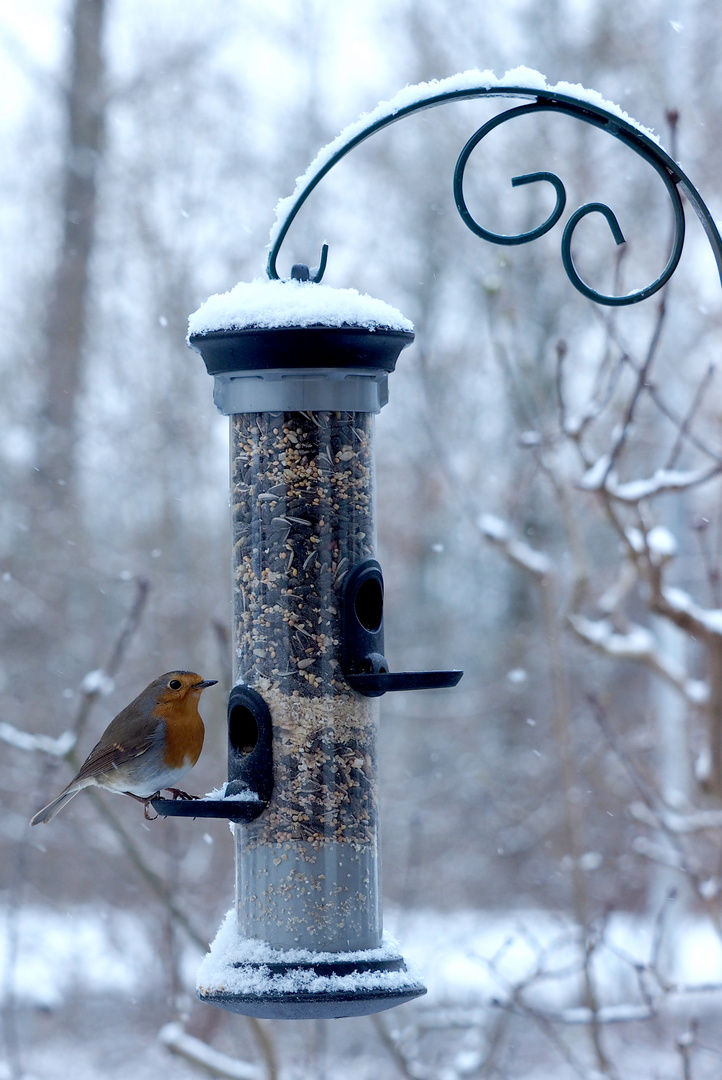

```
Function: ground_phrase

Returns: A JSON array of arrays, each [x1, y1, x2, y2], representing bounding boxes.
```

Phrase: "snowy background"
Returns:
[[4, 0, 722, 1077]]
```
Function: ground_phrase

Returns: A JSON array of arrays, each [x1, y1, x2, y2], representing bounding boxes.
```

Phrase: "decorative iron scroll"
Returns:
[[266, 84, 722, 307]]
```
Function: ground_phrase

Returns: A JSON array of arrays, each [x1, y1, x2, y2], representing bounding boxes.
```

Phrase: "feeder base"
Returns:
[[196, 914, 426, 1020], [199, 979, 425, 1020]]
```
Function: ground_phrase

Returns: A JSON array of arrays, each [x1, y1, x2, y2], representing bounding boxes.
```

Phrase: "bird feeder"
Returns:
[[169, 274, 462, 1020], [151, 66, 722, 1021]]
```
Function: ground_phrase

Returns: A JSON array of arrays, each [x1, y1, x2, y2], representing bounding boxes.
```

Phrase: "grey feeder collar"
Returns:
[[190, 325, 415, 415], [212, 367, 389, 415]]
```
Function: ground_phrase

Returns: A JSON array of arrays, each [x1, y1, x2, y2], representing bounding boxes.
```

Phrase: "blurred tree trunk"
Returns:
[[35, 0, 107, 501], [4, 0, 109, 702]]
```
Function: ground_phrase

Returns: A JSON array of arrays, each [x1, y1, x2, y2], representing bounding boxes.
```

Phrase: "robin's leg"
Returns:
[[123, 790, 160, 818], [164, 787, 200, 801]]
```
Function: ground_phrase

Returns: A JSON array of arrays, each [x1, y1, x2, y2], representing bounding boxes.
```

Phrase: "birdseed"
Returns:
[[230, 410, 381, 950]]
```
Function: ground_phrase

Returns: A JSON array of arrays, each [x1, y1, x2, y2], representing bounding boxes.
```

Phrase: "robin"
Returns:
[[30, 671, 217, 825]]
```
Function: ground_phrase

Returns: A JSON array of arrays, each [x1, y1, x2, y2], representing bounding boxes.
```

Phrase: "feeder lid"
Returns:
[[187, 279, 414, 376]]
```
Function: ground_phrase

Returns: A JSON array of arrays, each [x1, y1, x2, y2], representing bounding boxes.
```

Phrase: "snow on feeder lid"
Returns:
[[188, 276, 415, 415]]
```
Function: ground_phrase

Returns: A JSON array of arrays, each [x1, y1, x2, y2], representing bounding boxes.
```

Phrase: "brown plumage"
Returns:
[[30, 671, 217, 825]]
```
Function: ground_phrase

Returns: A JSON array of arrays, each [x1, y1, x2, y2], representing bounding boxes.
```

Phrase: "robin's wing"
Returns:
[[70, 727, 159, 786]]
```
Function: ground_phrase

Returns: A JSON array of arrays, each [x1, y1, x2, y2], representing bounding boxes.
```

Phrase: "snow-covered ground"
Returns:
[[1, 905, 162, 1009], [6, 902, 721, 1011], [398, 905, 722, 1006], [3, 903, 722, 1079]]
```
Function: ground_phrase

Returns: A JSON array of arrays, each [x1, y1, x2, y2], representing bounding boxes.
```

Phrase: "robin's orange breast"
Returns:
[[155, 704, 205, 770]]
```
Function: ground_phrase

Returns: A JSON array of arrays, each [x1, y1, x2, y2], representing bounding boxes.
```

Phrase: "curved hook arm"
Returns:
[[454, 168, 567, 247], [266, 77, 722, 309], [453, 104, 567, 246], [561, 196, 685, 306]]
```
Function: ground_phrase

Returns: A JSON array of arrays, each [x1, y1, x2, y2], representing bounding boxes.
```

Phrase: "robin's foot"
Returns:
[[165, 787, 199, 801], [123, 790, 160, 819]]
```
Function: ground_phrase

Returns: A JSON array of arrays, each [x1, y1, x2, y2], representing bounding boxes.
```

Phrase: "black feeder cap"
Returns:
[[189, 325, 415, 376]]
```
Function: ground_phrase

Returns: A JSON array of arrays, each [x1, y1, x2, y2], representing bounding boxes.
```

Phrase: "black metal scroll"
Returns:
[[266, 82, 722, 307]]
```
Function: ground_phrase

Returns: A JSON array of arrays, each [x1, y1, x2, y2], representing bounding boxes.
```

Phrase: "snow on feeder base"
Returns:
[[188, 278, 461, 1020], [197, 911, 425, 1019]]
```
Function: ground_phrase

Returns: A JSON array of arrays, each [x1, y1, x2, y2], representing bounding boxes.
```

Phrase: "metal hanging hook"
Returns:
[[264, 78, 722, 307], [447, 98, 687, 305]]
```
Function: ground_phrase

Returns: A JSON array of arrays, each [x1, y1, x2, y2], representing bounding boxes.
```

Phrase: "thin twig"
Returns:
[[588, 695, 722, 935], [159, 1021, 263, 1080], [665, 364, 716, 470], [213, 618, 233, 691], [677, 1020, 698, 1080], [555, 339, 568, 433], [691, 515, 722, 608], [73, 576, 150, 742], [603, 294, 668, 484], [502, 998, 592, 1079], [594, 313, 722, 465], [83, 787, 208, 950], [371, 1014, 423, 1080], [650, 888, 678, 973], [587, 694, 664, 812]]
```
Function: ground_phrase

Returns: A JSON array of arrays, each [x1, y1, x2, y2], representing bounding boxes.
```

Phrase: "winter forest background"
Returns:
[[3, 1, 722, 1078]]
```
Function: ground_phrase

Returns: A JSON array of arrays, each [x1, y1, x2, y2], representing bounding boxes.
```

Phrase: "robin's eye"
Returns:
[[168, 679, 183, 690]]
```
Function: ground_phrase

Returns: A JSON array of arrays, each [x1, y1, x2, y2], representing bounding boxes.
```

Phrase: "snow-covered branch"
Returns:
[[478, 513, 555, 579], [658, 586, 722, 639], [568, 614, 709, 704], [159, 1023, 262, 1080], [0, 722, 76, 757], [625, 525, 677, 566], [579, 461, 722, 502], [527, 1003, 654, 1025], [629, 799, 722, 835]]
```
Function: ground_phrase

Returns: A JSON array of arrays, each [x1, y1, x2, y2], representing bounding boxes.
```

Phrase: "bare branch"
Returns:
[[665, 363, 716, 470], [498, 998, 594, 1079], [652, 583, 722, 641], [478, 513, 555, 580], [569, 615, 708, 705], [0, 723, 75, 757], [5, 577, 151, 763], [592, 313, 722, 465], [73, 576, 150, 742], [691, 515, 722, 608], [579, 462, 722, 503], [630, 801, 722, 834], [677, 1021, 698, 1080], [83, 789, 208, 951], [650, 887, 677, 974], [601, 295, 667, 484], [159, 1022, 263, 1080], [371, 1015, 426, 1080]]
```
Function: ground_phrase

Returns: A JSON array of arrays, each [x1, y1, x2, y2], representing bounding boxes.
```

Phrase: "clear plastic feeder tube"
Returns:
[[231, 408, 380, 952]]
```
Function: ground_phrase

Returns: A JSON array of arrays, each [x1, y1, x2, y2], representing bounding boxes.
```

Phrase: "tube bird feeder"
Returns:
[[182, 275, 461, 1019], [150, 66, 722, 1022]]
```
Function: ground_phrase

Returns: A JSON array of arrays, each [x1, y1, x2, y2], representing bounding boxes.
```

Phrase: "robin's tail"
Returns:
[[30, 785, 82, 826]]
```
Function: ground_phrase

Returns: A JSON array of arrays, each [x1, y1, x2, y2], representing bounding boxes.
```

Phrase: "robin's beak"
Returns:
[[194, 679, 218, 690]]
